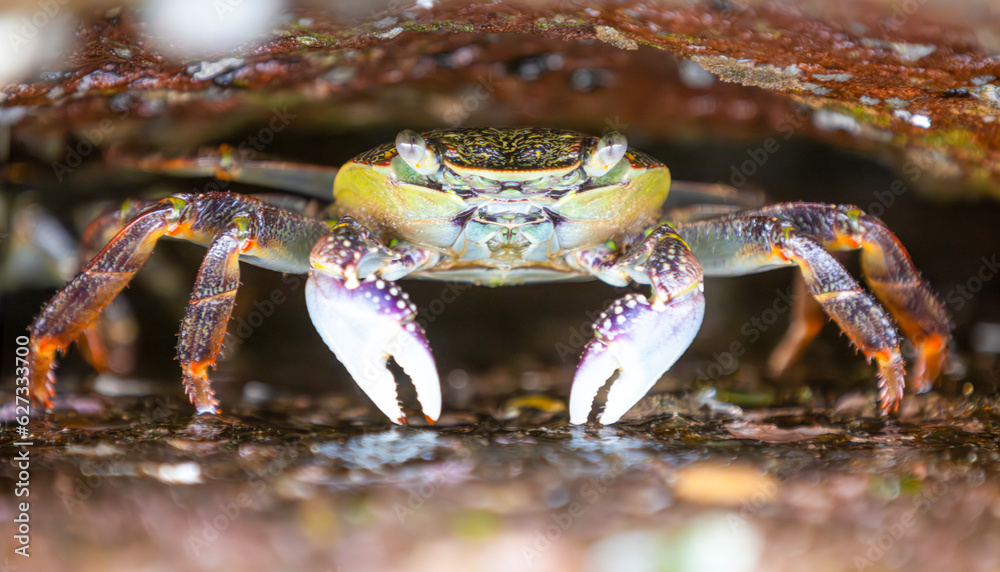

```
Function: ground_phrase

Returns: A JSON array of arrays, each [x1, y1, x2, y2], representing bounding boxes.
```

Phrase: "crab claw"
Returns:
[[305, 272, 441, 425], [569, 290, 705, 425]]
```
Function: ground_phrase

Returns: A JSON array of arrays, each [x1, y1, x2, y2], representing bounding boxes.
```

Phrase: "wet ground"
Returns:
[[4, 1, 1000, 570], [1, 390, 999, 572]]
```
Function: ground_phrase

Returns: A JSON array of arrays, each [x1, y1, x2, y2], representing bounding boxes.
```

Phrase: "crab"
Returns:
[[25, 127, 952, 424]]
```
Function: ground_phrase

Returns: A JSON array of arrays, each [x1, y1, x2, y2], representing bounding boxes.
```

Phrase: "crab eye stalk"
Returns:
[[395, 129, 440, 176], [584, 132, 628, 177]]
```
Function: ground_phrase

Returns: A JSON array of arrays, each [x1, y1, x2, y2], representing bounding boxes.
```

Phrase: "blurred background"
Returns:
[[2, 1, 1000, 571]]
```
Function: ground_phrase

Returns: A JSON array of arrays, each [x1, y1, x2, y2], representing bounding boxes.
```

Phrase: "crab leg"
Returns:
[[175, 218, 251, 413], [741, 203, 951, 393], [675, 213, 916, 414], [569, 225, 706, 424], [27, 199, 177, 408], [27, 192, 329, 412], [666, 180, 766, 211], [305, 219, 441, 424], [109, 144, 339, 200], [764, 272, 827, 378]]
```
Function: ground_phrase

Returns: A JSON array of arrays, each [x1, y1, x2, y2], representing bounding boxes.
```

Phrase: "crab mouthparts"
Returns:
[[463, 202, 555, 249]]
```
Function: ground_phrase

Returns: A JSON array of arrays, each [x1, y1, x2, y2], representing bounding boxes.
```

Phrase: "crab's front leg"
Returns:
[[569, 225, 706, 424], [305, 219, 442, 424], [27, 199, 178, 409], [29, 193, 344, 414]]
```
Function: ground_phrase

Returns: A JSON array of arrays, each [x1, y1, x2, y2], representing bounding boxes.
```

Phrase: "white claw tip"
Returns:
[[306, 273, 442, 425]]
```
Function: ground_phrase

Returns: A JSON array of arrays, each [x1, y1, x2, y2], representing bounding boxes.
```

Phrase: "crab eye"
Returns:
[[395, 130, 425, 163], [395, 129, 440, 176], [584, 132, 628, 177]]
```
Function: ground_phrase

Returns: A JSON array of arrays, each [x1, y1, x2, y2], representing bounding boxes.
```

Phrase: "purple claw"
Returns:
[[305, 272, 441, 424], [569, 290, 705, 424]]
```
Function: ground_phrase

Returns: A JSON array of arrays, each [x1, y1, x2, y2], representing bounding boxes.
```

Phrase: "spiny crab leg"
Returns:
[[27, 199, 177, 409], [27, 192, 331, 414], [305, 222, 441, 425], [741, 203, 952, 393], [570, 225, 706, 424], [676, 212, 916, 415]]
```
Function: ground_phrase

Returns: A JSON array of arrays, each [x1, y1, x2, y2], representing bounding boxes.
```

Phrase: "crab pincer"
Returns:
[[569, 290, 705, 424], [305, 224, 441, 425], [569, 225, 706, 424]]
